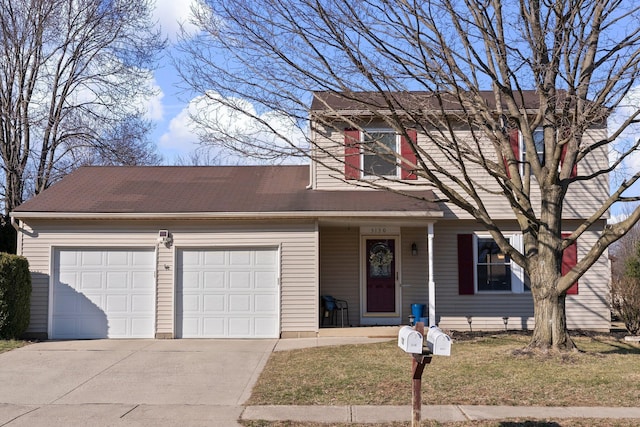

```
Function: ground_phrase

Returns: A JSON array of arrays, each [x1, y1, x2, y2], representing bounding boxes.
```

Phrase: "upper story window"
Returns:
[[507, 127, 577, 178], [528, 128, 545, 166], [362, 131, 397, 177], [344, 128, 417, 180]]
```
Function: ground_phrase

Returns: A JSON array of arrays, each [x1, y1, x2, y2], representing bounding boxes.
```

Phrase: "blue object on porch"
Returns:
[[321, 295, 349, 327], [411, 304, 425, 321]]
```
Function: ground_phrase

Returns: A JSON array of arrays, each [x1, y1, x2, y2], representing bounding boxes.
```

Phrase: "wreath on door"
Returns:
[[369, 242, 393, 277]]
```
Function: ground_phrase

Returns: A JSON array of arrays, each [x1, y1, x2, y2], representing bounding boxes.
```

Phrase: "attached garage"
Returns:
[[51, 248, 156, 339], [176, 247, 280, 338]]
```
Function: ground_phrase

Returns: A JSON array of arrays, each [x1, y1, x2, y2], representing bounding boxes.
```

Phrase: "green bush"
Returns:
[[0, 253, 32, 339]]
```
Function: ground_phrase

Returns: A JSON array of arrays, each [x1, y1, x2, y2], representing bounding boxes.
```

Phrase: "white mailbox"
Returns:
[[397, 326, 424, 354], [426, 326, 451, 356]]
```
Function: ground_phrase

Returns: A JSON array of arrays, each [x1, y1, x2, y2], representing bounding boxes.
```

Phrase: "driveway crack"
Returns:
[[48, 343, 155, 405]]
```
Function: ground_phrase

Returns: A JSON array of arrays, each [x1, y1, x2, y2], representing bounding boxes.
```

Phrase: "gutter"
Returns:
[[10, 215, 19, 231], [10, 210, 444, 221]]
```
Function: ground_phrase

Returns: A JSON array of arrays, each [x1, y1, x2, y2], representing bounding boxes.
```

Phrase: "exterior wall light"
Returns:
[[411, 242, 418, 256]]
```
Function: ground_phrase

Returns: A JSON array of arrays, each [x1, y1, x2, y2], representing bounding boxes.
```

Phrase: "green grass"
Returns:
[[0, 339, 27, 354], [247, 332, 640, 407]]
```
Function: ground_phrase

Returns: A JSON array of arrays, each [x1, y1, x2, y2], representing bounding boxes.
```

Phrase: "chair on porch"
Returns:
[[321, 295, 349, 327]]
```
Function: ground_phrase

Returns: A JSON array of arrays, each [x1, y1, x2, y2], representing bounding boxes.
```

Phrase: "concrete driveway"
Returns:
[[0, 339, 277, 426]]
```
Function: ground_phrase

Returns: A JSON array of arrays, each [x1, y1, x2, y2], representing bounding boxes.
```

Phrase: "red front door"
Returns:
[[366, 239, 396, 312]]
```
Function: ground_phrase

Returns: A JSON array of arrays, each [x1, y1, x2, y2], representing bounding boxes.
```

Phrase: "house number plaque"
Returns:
[[361, 226, 400, 235]]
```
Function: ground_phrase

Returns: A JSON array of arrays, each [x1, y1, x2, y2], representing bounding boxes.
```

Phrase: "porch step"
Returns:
[[318, 325, 401, 338]]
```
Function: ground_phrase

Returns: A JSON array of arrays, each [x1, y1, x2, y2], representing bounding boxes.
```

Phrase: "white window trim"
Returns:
[[360, 128, 400, 179], [473, 233, 526, 294]]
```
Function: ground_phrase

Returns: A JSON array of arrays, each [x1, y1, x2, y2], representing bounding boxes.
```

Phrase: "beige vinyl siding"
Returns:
[[432, 219, 610, 331], [312, 123, 609, 221], [319, 227, 360, 326], [17, 219, 318, 338], [565, 222, 611, 330], [155, 244, 174, 337], [399, 228, 429, 321]]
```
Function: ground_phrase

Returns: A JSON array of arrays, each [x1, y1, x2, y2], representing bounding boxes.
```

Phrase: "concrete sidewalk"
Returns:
[[241, 404, 640, 423]]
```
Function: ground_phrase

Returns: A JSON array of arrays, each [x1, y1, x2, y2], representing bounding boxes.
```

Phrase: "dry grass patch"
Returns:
[[247, 332, 640, 407], [0, 340, 27, 354]]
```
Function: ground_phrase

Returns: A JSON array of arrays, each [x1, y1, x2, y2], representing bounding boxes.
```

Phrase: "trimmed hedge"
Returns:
[[0, 253, 31, 339]]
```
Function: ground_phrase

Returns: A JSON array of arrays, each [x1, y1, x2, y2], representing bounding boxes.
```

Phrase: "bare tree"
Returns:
[[0, 0, 165, 221], [176, 0, 640, 350]]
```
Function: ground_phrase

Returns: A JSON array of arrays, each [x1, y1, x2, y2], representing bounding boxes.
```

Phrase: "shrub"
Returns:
[[611, 276, 640, 335], [0, 253, 32, 339]]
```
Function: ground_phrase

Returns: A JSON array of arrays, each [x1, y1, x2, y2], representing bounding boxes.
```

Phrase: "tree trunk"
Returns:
[[529, 289, 576, 351]]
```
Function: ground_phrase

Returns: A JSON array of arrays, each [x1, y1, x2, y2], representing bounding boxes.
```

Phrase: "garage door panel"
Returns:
[[203, 294, 224, 311], [229, 318, 251, 336], [254, 294, 277, 312], [132, 294, 154, 311], [229, 272, 251, 289], [107, 272, 128, 289], [132, 271, 154, 289], [52, 248, 155, 339], [177, 248, 279, 338], [81, 251, 103, 266], [106, 295, 128, 312], [204, 251, 225, 265], [107, 251, 128, 265], [255, 318, 278, 337], [80, 272, 102, 289], [229, 294, 251, 312], [203, 272, 224, 288], [230, 251, 251, 265], [255, 272, 277, 288]]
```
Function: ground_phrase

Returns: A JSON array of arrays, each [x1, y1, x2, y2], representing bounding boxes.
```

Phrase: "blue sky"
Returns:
[[149, 0, 200, 164], [148, 1, 638, 220]]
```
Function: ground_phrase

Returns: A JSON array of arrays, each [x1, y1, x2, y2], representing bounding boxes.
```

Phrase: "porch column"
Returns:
[[428, 223, 435, 327]]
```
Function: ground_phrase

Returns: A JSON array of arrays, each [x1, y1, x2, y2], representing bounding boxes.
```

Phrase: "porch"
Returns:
[[318, 223, 435, 330]]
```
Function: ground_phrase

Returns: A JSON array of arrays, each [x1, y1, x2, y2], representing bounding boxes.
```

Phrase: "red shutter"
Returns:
[[561, 145, 578, 178], [562, 233, 579, 295], [400, 129, 418, 180], [504, 129, 519, 178], [344, 129, 360, 180], [458, 234, 475, 295]]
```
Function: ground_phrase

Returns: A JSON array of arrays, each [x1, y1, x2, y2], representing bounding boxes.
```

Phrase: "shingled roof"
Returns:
[[12, 165, 442, 218], [310, 90, 557, 113]]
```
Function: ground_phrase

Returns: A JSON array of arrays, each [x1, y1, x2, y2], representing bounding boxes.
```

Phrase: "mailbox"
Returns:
[[397, 326, 423, 353], [426, 326, 451, 356]]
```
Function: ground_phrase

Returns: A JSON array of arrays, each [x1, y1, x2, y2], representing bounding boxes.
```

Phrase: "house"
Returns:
[[10, 91, 611, 339]]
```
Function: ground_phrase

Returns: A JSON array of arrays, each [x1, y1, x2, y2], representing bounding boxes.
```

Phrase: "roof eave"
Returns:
[[11, 210, 444, 220]]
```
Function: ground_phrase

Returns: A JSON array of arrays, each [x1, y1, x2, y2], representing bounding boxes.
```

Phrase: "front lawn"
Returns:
[[248, 332, 640, 407]]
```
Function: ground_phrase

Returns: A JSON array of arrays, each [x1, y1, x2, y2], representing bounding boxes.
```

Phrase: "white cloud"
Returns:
[[153, 0, 201, 43], [158, 104, 200, 157], [157, 93, 309, 165]]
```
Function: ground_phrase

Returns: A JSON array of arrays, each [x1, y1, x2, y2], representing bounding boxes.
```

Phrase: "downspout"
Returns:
[[428, 223, 435, 327]]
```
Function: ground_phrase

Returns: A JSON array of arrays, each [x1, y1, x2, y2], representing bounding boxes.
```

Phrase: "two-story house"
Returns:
[[10, 91, 611, 339]]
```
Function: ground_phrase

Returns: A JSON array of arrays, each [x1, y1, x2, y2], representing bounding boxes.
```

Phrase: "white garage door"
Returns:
[[177, 248, 279, 338], [51, 248, 155, 339]]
